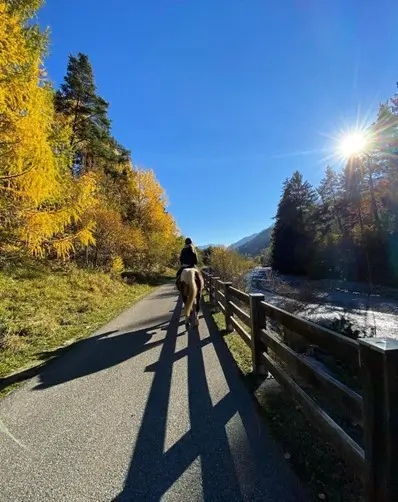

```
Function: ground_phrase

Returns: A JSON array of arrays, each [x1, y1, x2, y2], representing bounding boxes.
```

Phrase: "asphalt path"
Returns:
[[0, 285, 306, 501]]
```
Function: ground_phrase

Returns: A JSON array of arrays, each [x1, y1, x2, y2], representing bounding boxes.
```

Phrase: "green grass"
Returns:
[[206, 297, 363, 502], [212, 310, 253, 375], [0, 261, 159, 396]]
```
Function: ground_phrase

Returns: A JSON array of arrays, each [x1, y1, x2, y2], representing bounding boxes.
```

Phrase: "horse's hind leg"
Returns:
[[196, 291, 201, 313], [185, 302, 191, 329], [181, 286, 188, 321], [190, 308, 198, 328], [184, 306, 190, 329]]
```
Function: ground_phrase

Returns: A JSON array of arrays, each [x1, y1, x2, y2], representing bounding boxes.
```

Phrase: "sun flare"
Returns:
[[339, 132, 367, 159]]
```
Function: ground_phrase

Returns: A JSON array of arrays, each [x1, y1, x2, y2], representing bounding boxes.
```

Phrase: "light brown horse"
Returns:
[[179, 268, 204, 328]]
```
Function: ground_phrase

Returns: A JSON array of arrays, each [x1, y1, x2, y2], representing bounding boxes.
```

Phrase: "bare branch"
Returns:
[[0, 164, 34, 180]]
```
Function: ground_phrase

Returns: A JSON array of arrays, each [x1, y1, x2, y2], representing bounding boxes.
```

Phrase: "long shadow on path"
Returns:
[[114, 301, 305, 502], [34, 316, 174, 390]]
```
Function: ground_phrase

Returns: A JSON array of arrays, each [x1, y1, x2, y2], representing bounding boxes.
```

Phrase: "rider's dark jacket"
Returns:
[[179, 245, 198, 268]]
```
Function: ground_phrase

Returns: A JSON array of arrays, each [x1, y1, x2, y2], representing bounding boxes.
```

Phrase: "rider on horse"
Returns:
[[176, 237, 198, 289], [176, 238, 203, 327]]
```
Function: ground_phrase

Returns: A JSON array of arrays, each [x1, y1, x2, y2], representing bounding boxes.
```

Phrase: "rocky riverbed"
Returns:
[[246, 267, 398, 339]]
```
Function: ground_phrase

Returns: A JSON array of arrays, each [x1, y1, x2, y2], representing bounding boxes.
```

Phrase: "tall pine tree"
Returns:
[[55, 53, 114, 172], [271, 171, 317, 275]]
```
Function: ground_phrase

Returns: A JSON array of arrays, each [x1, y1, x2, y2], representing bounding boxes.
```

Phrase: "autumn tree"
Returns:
[[0, 1, 183, 272], [0, 0, 96, 258], [78, 163, 179, 272], [132, 168, 180, 272], [210, 246, 254, 285], [202, 246, 213, 266]]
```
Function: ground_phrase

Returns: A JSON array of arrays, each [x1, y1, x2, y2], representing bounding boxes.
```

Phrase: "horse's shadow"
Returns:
[[33, 317, 177, 390]]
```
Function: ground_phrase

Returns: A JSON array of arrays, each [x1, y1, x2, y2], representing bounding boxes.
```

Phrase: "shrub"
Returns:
[[210, 246, 254, 287], [110, 256, 124, 277], [327, 316, 375, 340]]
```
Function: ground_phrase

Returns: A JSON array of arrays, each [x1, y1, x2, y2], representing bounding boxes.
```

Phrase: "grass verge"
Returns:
[[0, 262, 170, 398], [205, 297, 363, 502]]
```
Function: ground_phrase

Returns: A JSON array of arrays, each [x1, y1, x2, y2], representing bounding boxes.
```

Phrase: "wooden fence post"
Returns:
[[249, 293, 267, 375], [208, 273, 214, 305], [204, 271, 210, 294], [359, 338, 398, 502], [223, 282, 233, 332], [213, 277, 221, 312]]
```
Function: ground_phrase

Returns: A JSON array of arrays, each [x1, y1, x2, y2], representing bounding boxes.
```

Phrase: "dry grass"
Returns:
[[0, 261, 155, 385]]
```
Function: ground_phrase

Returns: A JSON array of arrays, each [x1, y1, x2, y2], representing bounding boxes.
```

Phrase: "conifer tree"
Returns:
[[271, 171, 317, 275], [55, 53, 112, 172]]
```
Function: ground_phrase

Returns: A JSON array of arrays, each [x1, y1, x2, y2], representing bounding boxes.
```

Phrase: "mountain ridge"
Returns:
[[197, 225, 273, 256], [229, 232, 259, 250], [234, 225, 274, 256]]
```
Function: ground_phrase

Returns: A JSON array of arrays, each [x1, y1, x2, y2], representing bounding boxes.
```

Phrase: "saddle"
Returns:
[[176, 267, 201, 294]]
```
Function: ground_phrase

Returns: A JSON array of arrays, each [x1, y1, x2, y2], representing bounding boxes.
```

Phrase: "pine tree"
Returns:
[[317, 166, 344, 234], [269, 84, 398, 285], [374, 99, 398, 233], [271, 171, 317, 275], [55, 53, 112, 172]]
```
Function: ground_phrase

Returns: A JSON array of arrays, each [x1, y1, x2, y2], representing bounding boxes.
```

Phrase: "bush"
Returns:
[[110, 256, 124, 277], [209, 247, 254, 286], [327, 315, 375, 340]]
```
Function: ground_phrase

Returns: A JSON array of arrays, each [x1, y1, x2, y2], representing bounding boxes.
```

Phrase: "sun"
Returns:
[[339, 132, 367, 159]]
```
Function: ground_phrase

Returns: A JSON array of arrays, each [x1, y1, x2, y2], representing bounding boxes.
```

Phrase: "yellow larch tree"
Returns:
[[0, 0, 96, 257], [133, 168, 180, 271]]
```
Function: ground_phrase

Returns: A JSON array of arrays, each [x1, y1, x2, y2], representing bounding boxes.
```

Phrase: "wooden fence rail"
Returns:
[[202, 268, 398, 502]]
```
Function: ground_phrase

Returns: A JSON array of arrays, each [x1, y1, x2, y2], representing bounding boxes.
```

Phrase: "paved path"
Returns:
[[0, 285, 306, 501]]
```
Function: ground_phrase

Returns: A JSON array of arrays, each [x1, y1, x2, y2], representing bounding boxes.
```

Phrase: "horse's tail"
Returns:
[[182, 269, 197, 318]]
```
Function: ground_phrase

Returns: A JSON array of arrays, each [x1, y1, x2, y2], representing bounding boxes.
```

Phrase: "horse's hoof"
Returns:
[[193, 319, 199, 327]]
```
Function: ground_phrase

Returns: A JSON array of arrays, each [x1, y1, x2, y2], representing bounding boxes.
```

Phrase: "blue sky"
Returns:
[[38, 0, 398, 246]]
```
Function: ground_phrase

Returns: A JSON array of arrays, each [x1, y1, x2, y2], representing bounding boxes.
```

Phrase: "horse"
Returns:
[[179, 268, 204, 329]]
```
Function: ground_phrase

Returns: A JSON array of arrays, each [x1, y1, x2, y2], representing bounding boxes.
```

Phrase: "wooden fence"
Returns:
[[202, 269, 398, 502]]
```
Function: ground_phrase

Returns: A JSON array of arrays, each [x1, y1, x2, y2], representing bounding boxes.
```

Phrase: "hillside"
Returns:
[[229, 232, 259, 250], [235, 225, 274, 256], [197, 244, 220, 250]]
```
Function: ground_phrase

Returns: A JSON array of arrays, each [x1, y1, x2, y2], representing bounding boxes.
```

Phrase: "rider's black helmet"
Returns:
[[185, 237, 193, 245]]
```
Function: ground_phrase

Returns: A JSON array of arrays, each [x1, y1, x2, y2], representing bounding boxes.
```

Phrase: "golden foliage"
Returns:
[[210, 247, 255, 284], [0, 2, 181, 270], [111, 256, 124, 276], [0, 1, 96, 258]]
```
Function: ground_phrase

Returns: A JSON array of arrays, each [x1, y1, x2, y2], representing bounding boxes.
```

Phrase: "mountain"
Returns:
[[229, 232, 259, 250], [235, 225, 274, 256], [198, 225, 273, 256], [197, 244, 219, 250]]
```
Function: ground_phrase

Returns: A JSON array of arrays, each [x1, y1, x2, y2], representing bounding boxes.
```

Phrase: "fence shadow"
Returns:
[[0, 330, 124, 393], [114, 300, 304, 502]]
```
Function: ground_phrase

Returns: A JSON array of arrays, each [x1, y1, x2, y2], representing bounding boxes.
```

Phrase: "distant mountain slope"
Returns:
[[236, 225, 274, 256], [229, 232, 259, 250], [197, 244, 219, 250]]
